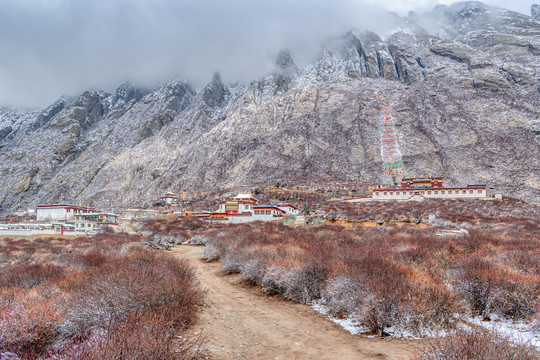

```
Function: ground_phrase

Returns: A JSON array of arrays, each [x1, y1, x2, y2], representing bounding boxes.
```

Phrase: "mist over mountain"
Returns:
[[0, 1, 539, 212], [0, 0, 537, 109]]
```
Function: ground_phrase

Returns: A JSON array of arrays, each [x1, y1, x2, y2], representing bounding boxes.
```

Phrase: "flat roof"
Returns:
[[37, 204, 97, 211], [374, 185, 486, 191]]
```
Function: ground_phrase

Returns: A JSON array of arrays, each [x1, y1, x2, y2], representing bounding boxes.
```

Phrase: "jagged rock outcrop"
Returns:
[[532, 4, 540, 21], [0, 1, 539, 212]]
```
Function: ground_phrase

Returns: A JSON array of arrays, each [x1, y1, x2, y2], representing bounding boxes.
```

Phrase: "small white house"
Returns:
[[276, 204, 300, 215]]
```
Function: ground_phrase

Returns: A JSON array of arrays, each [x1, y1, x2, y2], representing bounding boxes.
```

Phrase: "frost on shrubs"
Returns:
[[266, 266, 317, 304], [413, 329, 537, 360], [0, 295, 61, 357], [57, 310, 203, 360], [323, 275, 364, 318], [189, 235, 210, 245], [260, 265, 310, 302], [202, 238, 229, 261], [58, 251, 200, 341], [221, 251, 245, 274], [261, 264, 287, 295], [457, 257, 538, 321], [241, 259, 267, 285]]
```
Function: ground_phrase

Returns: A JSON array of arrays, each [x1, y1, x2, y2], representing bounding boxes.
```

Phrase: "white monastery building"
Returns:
[[184, 193, 299, 223], [371, 177, 490, 200], [36, 204, 97, 221]]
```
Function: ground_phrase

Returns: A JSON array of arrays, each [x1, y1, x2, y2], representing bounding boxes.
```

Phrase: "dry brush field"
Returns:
[[0, 233, 203, 360], [142, 208, 540, 359]]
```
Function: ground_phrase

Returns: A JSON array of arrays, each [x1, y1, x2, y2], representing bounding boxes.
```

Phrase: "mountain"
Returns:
[[1, 1, 539, 212]]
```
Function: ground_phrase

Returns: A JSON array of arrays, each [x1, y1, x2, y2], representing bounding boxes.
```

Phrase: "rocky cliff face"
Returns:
[[1, 1, 539, 212]]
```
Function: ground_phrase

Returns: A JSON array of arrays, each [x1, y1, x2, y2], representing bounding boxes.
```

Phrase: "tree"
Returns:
[[302, 202, 311, 216]]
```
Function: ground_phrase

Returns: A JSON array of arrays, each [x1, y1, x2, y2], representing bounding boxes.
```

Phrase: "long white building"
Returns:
[[36, 204, 97, 221], [371, 177, 489, 201]]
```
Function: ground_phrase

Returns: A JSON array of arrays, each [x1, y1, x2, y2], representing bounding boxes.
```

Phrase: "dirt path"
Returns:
[[174, 245, 415, 360]]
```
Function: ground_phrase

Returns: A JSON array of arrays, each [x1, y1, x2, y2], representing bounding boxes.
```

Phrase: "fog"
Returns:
[[0, 0, 536, 109]]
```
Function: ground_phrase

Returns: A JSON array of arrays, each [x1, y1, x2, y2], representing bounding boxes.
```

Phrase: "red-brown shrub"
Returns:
[[56, 309, 203, 360], [0, 294, 61, 358], [0, 234, 202, 359], [0, 263, 66, 289], [412, 329, 537, 360]]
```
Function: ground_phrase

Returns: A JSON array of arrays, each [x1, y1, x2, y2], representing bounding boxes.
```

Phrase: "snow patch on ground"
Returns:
[[311, 301, 371, 336], [311, 301, 447, 339], [312, 301, 538, 347], [466, 315, 540, 349]]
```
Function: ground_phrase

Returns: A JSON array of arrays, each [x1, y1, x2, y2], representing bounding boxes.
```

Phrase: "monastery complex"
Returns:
[[371, 177, 496, 201]]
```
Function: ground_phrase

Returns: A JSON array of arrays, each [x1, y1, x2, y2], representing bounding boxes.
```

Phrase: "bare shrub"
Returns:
[[457, 256, 539, 321], [404, 283, 459, 335], [261, 264, 288, 295], [58, 250, 201, 340], [57, 310, 204, 360], [412, 329, 537, 360], [241, 259, 267, 285], [457, 257, 497, 319], [323, 275, 364, 317], [202, 237, 229, 262], [0, 294, 61, 358], [221, 250, 246, 274], [74, 251, 110, 268], [0, 263, 66, 289]]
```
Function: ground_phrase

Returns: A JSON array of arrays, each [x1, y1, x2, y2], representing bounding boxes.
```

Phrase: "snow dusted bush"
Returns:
[[221, 249, 247, 274], [203, 239, 228, 261], [192, 219, 538, 338], [240, 259, 267, 285], [188, 234, 210, 245], [322, 275, 364, 318], [413, 329, 537, 360], [457, 256, 539, 321], [56, 310, 203, 360], [0, 292, 61, 357], [0, 234, 203, 359], [58, 250, 201, 340], [261, 264, 288, 295]]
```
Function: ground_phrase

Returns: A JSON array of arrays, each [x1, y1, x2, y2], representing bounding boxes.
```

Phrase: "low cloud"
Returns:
[[0, 0, 534, 109]]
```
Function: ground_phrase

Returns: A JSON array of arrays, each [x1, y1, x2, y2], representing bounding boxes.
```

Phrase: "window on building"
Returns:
[[448, 191, 452, 194], [434, 191, 438, 194], [428, 191, 431, 194], [389, 192, 393, 195], [383, 192, 387, 195], [462, 190, 466, 194], [266, 210, 271, 215], [470, 190, 473, 194]]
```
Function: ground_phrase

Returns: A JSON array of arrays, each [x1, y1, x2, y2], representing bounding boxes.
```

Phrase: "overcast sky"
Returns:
[[0, 0, 536, 109]]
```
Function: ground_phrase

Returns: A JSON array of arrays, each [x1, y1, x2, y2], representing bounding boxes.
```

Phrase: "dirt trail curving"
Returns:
[[174, 245, 415, 360]]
